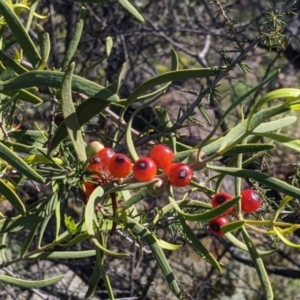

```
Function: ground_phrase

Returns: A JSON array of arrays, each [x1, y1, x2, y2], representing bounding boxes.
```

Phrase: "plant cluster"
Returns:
[[0, 0, 299, 299]]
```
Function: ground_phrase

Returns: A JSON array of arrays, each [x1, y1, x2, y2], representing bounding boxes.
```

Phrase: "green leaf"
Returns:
[[241, 226, 274, 299], [254, 132, 300, 153], [0, 274, 64, 289], [0, 179, 25, 214], [221, 220, 245, 234], [126, 217, 182, 299], [36, 24, 50, 66], [105, 36, 113, 57], [61, 62, 87, 162], [0, 89, 43, 104], [29, 250, 95, 259], [0, 70, 119, 101], [20, 223, 39, 257], [247, 88, 300, 131], [64, 215, 77, 234], [61, 7, 86, 69], [0, 50, 28, 74], [153, 199, 212, 224], [108, 62, 127, 93], [85, 186, 129, 257], [0, 142, 44, 183], [253, 116, 297, 133], [84, 249, 102, 299], [225, 232, 278, 256], [208, 165, 300, 200], [168, 195, 239, 222], [125, 66, 224, 107], [156, 238, 182, 251], [120, 187, 149, 209], [224, 143, 274, 155], [0, 1, 41, 67], [118, 0, 144, 22], [177, 214, 222, 273]]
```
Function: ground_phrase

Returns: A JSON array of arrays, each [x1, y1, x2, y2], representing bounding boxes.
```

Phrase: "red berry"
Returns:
[[133, 157, 157, 182], [211, 192, 233, 215], [150, 144, 174, 173], [96, 147, 115, 167], [208, 216, 230, 236], [241, 189, 261, 213], [83, 180, 97, 196], [86, 155, 103, 173], [168, 163, 193, 187], [108, 154, 132, 178]]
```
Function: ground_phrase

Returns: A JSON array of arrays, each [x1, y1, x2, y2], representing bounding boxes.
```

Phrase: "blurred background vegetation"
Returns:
[[2, 0, 300, 299]]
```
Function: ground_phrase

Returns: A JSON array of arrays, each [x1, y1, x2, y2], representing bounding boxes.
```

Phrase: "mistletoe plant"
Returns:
[[0, 1, 299, 299]]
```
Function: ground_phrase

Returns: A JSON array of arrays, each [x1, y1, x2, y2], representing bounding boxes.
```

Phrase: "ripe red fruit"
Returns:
[[108, 153, 132, 178], [150, 144, 174, 173], [208, 216, 230, 236], [133, 157, 157, 182], [96, 147, 115, 167], [86, 155, 103, 173], [211, 192, 234, 215], [168, 163, 193, 187], [83, 180, 97, 197], [241, 189, 261, 213]]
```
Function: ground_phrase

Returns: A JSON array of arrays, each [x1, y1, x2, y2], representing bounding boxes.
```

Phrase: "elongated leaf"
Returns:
[[174, 104, 290, 162], [62, 7, 86, 69], [120, 187, 149, 209], [253, 116, 296, 133], [61, 62, 86, 162], [60, 233, 89, 247], [225, 232, 278, 256], [85, 186, 128, 257], [0, 1, 41, 67], [126, 217, 182, 298], [221, 220, 245, 234], [153, 199, 212, 224], [1, 89, 43, 104], [209, 165, 300, 200], [178, 214, 222, 273], [195, 69, 280, 150], [108, 62, 127, 93], [156, 238, 182, 251], [105, 36, 113, 56], [224, 143, 274, 155], [0, 70, 119, 101], [254, 132, 300, 153], [0, 50, 28, 74], [169, 196, 239, 222], [0, 179, 25, 214], [247, 88, 300, 131], [0, 274, 64, 289], [20, 223, 39, 257], [0, 142, 44, 183], [118, 0, 144, 22], [125, 67, 225, 107], [29, 250, 95, 259], [84, 249, 102, 299], [241, 227, 274, 299], [36, 24, 50, 66]]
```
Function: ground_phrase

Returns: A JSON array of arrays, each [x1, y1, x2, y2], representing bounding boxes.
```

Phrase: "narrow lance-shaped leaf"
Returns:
[[0, 0, 41, 67], [0, 179, 25, 215], [177, 214, 222, 273], [241, 226, 274, 299], [61, 7, 86, 69], [118, 0, 144, 22], [0, 142, 44, 183], [126, 217, 182, 299], [208, 165, 300, 200], [61, 62, 87, 162], [0, 274, 64, 289], [0, 70, 119, 101]]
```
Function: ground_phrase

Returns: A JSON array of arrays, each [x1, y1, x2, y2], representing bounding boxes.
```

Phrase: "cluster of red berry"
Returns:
[[208, 189, 262, 236], [82, 144, 194, 200]]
